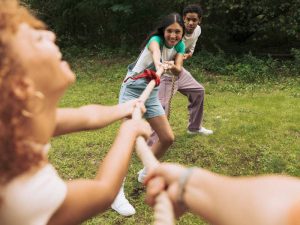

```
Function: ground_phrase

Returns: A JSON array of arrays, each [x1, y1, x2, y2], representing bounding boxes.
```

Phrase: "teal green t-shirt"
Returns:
[[146, 35, 185, 54]]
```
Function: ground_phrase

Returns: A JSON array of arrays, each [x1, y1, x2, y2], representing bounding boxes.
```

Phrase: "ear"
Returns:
[[198, 17, 202, 25], [12, 77, 34, 101]]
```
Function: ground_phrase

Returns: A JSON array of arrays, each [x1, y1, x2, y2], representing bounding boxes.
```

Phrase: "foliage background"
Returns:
[[23, 0, 300, 55]]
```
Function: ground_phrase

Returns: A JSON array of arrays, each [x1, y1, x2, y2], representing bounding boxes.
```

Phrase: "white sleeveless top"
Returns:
[[0, 145, 67, 225]]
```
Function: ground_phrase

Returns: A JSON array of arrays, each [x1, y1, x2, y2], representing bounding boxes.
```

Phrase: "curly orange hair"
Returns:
[[0, 0, 47, 186]]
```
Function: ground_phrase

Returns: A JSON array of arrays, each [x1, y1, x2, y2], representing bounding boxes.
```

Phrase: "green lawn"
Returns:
[[49, 56, 300, 225]]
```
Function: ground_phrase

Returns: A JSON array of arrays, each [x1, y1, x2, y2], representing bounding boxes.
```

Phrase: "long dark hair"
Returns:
[[141, 13, 185, 49]]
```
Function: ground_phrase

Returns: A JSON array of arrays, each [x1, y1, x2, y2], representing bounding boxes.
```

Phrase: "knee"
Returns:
[[161, 133, 175, 147]]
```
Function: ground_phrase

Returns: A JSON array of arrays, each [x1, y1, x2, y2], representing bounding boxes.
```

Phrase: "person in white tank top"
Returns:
[[0, 1, 151, 225]]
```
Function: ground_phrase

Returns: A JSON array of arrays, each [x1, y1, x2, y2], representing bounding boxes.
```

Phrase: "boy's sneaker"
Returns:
[[137, 168, 147, 183], [111, 185, 136, 216], [187, 127, 213, 136]]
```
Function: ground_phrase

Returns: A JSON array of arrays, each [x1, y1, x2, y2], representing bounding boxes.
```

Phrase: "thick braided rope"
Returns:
[[166, 75, 176, 120], [132, 67, 175, 225]]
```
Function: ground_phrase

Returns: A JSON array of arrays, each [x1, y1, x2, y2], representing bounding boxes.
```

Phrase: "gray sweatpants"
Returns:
[[148, 68, 205, 145]]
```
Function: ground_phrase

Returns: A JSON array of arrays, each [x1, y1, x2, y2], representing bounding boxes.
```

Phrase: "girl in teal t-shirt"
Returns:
[[113, 13, 185, 216]]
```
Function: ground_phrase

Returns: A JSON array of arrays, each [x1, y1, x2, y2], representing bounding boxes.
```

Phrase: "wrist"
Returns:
[[177, 167, 196, 209]]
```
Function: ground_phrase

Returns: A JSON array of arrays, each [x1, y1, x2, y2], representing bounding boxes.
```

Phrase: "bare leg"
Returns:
[[147, 115, 174, 159]]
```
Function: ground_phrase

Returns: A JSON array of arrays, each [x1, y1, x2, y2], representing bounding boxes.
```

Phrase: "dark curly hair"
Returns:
[[183, 4, 203, 18]]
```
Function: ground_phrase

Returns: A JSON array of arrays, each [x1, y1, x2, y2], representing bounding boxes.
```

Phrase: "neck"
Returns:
[[25, 106, 56, 144], [185, 30, 194, 35]]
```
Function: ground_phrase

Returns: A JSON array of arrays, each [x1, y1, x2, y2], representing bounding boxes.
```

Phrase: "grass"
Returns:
[[49, 55, 300, 225]]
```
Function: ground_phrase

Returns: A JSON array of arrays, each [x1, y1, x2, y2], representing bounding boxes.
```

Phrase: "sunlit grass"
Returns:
[[49, 56, 300, 225]]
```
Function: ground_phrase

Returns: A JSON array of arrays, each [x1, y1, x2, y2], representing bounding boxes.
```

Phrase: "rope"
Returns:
[[124, 69, 160, 87], [166, 75, 176, 120], [131, 66, 175, 225]]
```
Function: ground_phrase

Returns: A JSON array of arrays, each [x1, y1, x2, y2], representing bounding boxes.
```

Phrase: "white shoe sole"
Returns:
[[187, 130, 213, 135]]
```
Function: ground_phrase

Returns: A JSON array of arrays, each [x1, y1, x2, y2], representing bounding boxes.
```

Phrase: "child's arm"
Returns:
[[146, 163, 300, 225], [148, 41, 164, 71], [54, 100, 145, 136], [48, 119, 151, 225]]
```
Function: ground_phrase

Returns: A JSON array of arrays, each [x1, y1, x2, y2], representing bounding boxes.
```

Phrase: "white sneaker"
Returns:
[[111, 185, 136, 216], [137, 168, 147, 183], [187, 127, 213, 136]]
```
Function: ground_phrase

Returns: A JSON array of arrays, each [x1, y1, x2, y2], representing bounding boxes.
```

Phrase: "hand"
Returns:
[[183, 53, 192, 60], [163, 61, 175, 69], [121, 119, 152, 139], [161, 61, 175, 74], [121, 99, 146, 118], [144, 163, 189, 217]]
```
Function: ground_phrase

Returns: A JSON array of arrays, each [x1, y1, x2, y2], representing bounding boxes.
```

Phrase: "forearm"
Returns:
[[183, 168, 223, 223], [170, 64, 182, 76], [183, 52, 193, 60], [149, 41, 162, 71], [95, 124, 137, 193], [153, 51, 162, 71], [184, 171, 300, 225], [54, 105, 127, 136], [79, 104, 128, 128]]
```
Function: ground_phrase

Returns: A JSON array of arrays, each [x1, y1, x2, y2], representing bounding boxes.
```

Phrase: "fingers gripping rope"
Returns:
[[131, 67, 175, 225], [124, 69, 160, 87]]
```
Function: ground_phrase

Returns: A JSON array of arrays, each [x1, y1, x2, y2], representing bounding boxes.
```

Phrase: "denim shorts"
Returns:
[[119, 71, 165, 119]]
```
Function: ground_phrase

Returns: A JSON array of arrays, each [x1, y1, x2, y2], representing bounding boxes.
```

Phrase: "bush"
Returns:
[[188, 51, 231, 75], [190, 51, 298, 83], [230, 53, 277, 83]]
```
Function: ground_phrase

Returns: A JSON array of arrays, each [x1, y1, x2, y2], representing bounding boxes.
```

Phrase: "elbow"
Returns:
[[98, 183, 119, 208], [102, 180, 123, 202]]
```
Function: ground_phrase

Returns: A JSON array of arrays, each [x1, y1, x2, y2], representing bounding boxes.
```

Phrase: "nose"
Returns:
[[170, 32, 177, 38], [43, 30, 56, 42]]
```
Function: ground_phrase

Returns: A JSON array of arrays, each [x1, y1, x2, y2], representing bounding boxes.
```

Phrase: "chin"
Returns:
[[60, 61, 76, 83]]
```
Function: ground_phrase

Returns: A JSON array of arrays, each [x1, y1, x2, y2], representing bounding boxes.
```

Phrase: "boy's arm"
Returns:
[[184, 26, 201, 60]]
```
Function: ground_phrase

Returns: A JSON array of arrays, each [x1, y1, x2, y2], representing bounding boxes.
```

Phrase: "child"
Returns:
[[111, 13, 186, 216], [0, 1, 151, 224]]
